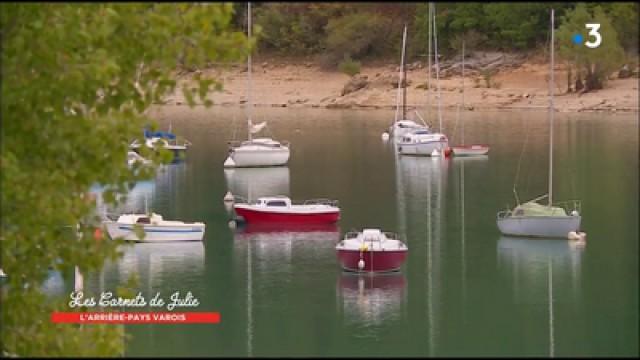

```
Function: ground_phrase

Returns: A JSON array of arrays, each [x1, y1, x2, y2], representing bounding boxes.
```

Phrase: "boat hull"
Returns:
[[230, 147, 290, 167], [337, 250, 407, 272], [105, 222, 205, 242], [397, 140, 449, 156], [497, 215, 581, 238], [452, 145, 489, 156], [234, 207, 340, 224]]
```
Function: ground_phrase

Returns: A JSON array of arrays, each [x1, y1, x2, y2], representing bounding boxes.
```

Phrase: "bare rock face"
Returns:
[[618, 64, 632, 79], [341, 75, 369, 96], [369, 73, 411, 89]]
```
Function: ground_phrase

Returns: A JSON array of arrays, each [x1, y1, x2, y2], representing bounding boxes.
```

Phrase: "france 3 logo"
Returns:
[[572, 24, 602, 49]]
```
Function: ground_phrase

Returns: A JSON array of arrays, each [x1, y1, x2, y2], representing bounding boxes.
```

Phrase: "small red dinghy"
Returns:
[[336, 229, 408, 273], [234, 196, 340, 224], [451, 144, 490, 156]]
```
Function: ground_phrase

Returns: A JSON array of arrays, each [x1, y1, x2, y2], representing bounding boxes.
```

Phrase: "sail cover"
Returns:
[[250, 122, 267, 134], [514, 201, 567, 217], [144, 129, 176, 140]]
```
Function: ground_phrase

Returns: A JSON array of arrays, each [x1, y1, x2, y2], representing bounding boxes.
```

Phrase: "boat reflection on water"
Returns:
[[234, 217, 339, 356], [337, 272, 407, 327], [236, 222, 339, 238], [224, 167, 290, 203], [497, 236, 585, 357], [87, 241, 205, 295], [395, 151, 447, 354]]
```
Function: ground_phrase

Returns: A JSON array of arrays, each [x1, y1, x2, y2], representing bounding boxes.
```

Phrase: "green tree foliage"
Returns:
[[338, 56, 361, 76], [557, 4, 625, 91], [323, 12, 389, 67], [601, 2, 639, 55], [255, 3, 352, 55], [1, 3, 246, 356]]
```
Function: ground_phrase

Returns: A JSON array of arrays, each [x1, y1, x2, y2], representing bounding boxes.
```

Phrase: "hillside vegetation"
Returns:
[[226, 2, 638, 93]]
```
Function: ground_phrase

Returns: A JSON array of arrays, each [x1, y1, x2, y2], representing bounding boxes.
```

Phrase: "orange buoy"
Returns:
[[94, 227, 103, 241]]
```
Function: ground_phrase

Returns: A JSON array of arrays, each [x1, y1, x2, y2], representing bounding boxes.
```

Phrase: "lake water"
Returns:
[[80, 107, 637, 357]]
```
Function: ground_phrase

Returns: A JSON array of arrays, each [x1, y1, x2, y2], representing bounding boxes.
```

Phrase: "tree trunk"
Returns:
[[567, 63, 573, 93]]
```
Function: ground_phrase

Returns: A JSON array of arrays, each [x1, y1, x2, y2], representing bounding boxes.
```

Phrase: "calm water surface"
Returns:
[[83, 107, 637, 357]]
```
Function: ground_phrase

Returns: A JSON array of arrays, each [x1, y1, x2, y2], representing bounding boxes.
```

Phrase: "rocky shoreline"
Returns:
[[165, 52, 639, 113]]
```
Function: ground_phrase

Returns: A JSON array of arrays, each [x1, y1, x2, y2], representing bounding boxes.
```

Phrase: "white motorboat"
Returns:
[[497, 10, 581, 239], [224, 4, 290, 168], [336, 229, 408, 273], [127, 151, 152, 166], [130, 129, 191, 162], [104, 213, 205, 242], [397, 129, 449, 156]]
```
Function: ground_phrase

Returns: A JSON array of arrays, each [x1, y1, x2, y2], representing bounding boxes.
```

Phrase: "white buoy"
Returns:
[[358, 259, 365, 270], [568, 231, 587, 241], [223, 156, 236, 168], [228, 220, 237, 229], [223, 191, 234, 202], [381, 132, 390, 141], [0, 268, 6, 278], [431, 149, 441, 157]]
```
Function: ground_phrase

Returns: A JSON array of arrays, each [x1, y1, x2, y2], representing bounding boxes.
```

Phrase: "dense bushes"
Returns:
[[243, 3, 637, 70]]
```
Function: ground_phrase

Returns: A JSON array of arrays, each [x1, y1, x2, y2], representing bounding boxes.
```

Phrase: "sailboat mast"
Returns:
[[427, 3, 432, 126], [395, 25, 408, 123], [433, 3, 443, 133], [462, 40, 465, 145], [548, 8, 554, 206], [247, 2, 253, 142], [402, 24, 407, 120]]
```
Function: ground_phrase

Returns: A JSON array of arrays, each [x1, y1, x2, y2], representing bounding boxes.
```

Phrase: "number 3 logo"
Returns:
[[585, 23, 602, 48]]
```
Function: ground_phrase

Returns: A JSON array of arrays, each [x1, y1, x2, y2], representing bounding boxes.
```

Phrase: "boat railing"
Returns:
[[553, 199, 582, 214], [382, 232, 400, 241], [232, 195, 249, 204], [302, 199, 339, 207], [103, 212, 121, 221], [344, 231, 360, 240], [497, 210, 511, 219], [228, 140, 243, 148]]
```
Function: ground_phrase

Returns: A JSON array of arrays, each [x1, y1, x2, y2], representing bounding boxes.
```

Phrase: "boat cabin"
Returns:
[[255, 196, 292, 208], [362, 228, 384, 241]]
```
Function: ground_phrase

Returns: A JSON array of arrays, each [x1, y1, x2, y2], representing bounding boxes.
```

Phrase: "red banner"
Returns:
[[51, 312, 220, 324]]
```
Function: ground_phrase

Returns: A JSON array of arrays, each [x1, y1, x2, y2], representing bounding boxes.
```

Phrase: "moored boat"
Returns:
[[233, 196, 340, 224], [397, 130, 449, 156], [104, 213, 205, 242], [451, 144, 489, 156], [336, 229, 408, 273]]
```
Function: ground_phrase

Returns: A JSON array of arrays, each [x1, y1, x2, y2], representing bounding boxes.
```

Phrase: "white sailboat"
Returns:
[[397, 3, 449, 157], [224, 2, 290, 168], [451, 41, 489, 156], [497, 9, 581, 239], [384, 24, 429, 140]]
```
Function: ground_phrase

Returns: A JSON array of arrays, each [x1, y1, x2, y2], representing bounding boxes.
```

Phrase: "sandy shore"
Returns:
[[166, 57, 638, 113]]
